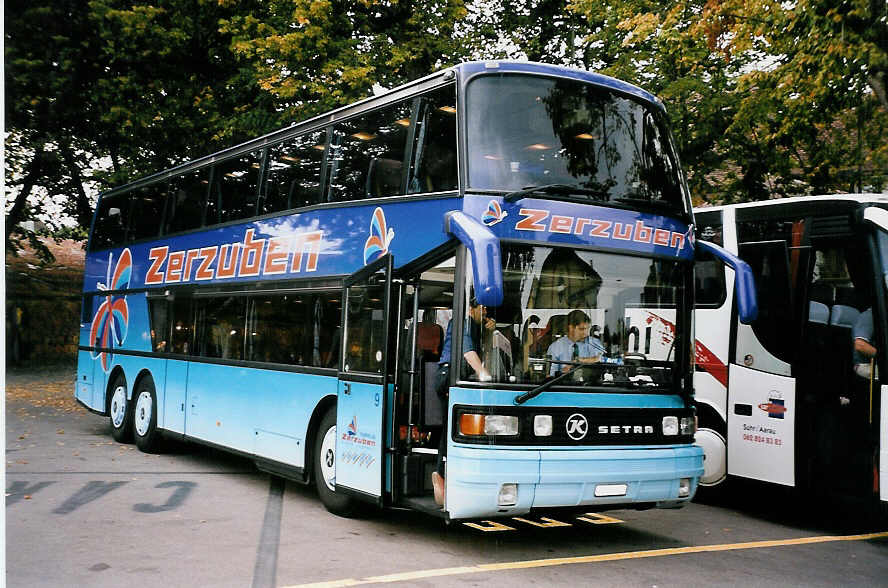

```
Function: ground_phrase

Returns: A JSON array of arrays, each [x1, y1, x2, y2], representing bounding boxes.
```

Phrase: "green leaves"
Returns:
[[5, 0, 885, 256]]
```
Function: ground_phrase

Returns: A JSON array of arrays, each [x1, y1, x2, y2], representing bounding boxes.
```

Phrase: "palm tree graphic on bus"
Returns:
[[89, 248, 132, 372]]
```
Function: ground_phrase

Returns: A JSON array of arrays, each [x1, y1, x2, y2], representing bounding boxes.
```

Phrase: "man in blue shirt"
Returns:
[[432, 297, 494, 506], [546, 309, 605, 376]]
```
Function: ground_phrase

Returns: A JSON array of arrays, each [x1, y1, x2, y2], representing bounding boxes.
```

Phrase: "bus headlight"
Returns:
[[459, 414, 519, 436], [662, 415, 679, 436], [680, 416, 696, 435], [533, 415, 553, 436]]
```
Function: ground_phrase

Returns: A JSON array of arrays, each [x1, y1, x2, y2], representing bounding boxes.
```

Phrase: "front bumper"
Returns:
[[445, 444, 703, 520]]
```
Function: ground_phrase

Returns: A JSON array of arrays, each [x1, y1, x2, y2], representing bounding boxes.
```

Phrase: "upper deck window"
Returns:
[[209, 152, 262, 224], [326, 101, 413, 202], [466, 74, 688, 217], [262, 130, 326, 213]]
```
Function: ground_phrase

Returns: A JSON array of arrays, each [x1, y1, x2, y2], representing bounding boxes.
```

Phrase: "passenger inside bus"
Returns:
[[416, 310, 444, 361], [432, 297, 495, 506]]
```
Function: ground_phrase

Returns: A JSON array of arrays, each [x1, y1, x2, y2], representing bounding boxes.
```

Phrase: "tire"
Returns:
[[313, 408, 359, 517], [694, 407, 729, 503], [108, 373, 133, 443], [133, 377, 162, 453]]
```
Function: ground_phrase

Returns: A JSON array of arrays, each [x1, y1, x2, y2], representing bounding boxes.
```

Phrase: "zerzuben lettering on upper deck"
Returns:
[[144, 228, 324, 285]]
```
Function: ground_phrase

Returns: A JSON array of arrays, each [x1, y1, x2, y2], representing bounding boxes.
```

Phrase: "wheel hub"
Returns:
[[110, 385, 127, 428], [319, 425, 337, 491], [134, 391, 152, 437]]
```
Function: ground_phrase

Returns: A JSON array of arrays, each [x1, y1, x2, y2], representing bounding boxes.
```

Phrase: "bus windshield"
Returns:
[[466, 74, 688, 217], [462, 244, 686, 390]]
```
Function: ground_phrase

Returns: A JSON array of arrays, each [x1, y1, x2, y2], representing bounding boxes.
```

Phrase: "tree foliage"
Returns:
[[218, 0, 468, 124], [5, 0, 886, 261]]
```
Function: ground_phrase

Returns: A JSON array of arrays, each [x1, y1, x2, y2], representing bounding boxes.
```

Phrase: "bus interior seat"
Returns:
[[530, 314, 566, 357], [809, 301, 830, 324], [416, 318, 444, 361], [829, 304, 860, 328], [366, 158, 402, 198]]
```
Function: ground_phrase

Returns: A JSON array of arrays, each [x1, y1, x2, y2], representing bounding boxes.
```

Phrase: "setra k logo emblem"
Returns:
[[565, 413, 588, 441]]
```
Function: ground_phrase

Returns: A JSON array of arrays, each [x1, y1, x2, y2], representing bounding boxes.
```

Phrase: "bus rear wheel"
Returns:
[[313, 408, 359, 517], [108, 373, 133, 443], [133, 378, 162, 453]]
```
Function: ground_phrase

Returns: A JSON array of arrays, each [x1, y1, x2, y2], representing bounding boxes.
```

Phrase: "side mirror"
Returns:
[[696, 239, 758, 324], [444, 211, 504, 307]]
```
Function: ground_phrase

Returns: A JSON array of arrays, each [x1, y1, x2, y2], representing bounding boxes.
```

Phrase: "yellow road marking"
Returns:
[[511, 516, 573, 528], [576, 512, 624, 525], [284, 531, 888, 588], [462, 520, 515, 532]]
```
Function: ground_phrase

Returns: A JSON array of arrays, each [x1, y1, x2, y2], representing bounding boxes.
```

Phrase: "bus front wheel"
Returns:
[[313, 408, 359, 517], [694, 412, 729, 502], [108, 373, 133, 443], [133, 378, 162, 453]]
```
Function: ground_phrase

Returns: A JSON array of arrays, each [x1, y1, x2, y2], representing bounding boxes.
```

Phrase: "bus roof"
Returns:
[[99, 61, 663, 199], [695, 194, 888, 216]]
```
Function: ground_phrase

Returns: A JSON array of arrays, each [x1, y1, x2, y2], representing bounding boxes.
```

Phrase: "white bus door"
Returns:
[[727, 240, 798, 487], [727, 362, 796, 486], [336, 255, 394, 504]]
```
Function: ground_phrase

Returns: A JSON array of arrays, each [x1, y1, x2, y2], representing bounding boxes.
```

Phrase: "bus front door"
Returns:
[[336, 255, 394, 505]]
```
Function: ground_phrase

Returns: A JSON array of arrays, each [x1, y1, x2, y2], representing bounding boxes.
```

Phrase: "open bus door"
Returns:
[[727, 240, 798, 487], [336, 254, 395, 506]]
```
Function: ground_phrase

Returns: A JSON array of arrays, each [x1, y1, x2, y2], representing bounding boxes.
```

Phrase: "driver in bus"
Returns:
[[432, 296, 495, 506], [546, 309, 605, 376]]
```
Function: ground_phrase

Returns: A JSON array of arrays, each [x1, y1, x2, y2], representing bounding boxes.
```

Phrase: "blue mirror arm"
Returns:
[[696, 239, 758, 324], [444, 211, 504, 307]]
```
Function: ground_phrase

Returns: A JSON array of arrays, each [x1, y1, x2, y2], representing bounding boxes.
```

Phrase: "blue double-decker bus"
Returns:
[[76, 61, 756, 520]]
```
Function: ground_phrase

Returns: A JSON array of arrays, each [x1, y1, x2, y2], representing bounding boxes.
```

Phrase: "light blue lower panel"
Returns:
[[445, 444, 703, 520], [446, 447, 539, 520], [185, 364, 337, 468], [534, 445, 703, 508], [75, 350, 97, 411]]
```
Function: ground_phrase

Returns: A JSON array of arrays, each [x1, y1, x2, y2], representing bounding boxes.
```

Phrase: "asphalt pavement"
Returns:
[[6, 365, 888, 587]]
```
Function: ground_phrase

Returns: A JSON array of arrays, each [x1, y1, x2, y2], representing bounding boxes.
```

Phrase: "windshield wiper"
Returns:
[[513, 362, 596, 405], [504, 184, 610, 203]]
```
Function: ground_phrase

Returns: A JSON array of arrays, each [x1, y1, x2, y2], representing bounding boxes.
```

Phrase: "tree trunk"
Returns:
[[5, 146, 44, 241], [60, 141, 94, 229], [868, 73, 887, 112]]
